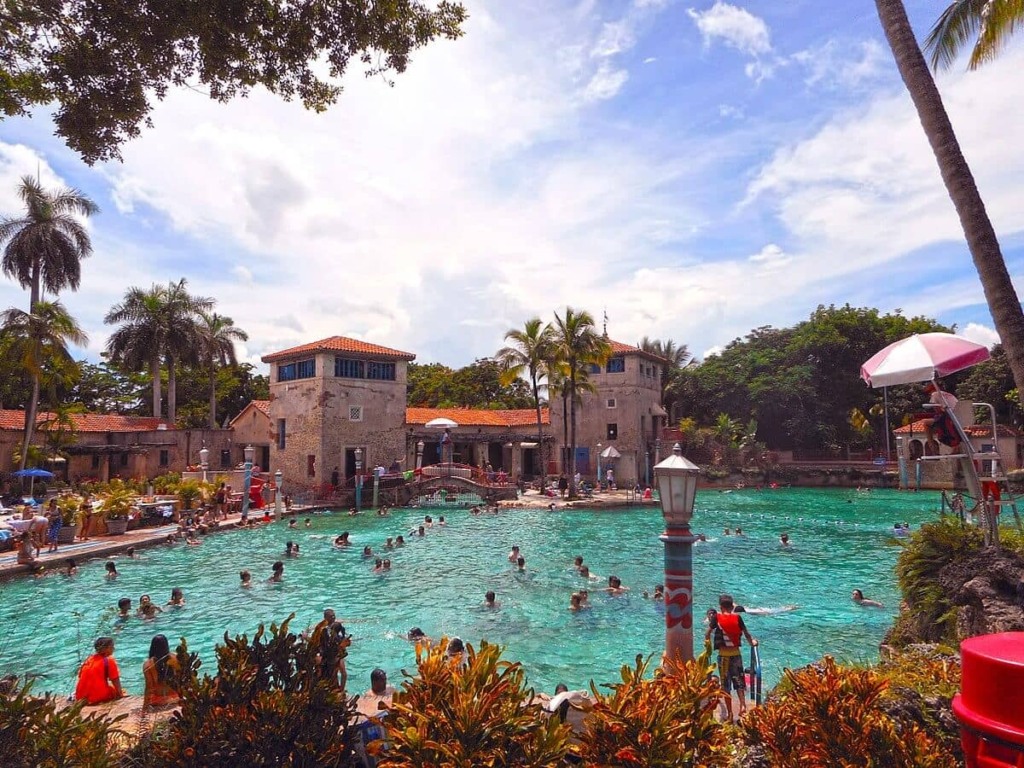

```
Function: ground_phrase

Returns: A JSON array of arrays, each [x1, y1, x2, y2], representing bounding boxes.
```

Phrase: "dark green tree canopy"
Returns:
[[1, 0, 467, 163], [408, 359, 533, 409]]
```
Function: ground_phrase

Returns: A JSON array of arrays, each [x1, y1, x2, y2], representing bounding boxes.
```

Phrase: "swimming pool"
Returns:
[[0, 488, 940, 699]]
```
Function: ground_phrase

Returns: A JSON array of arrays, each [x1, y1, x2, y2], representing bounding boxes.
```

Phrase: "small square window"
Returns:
[[606, 398, 616, 409], [607, 423, 618, 440], [349, 405, 363, 422]]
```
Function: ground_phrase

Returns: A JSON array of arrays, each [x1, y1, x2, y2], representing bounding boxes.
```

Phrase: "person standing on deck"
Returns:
[[705, 593, 757, 722]]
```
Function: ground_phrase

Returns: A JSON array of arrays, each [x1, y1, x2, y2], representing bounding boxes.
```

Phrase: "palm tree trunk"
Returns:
[[561, 390, 569, 471], [168, 356, 177, 424], [20, 373, 40, 471], [875, 0, 1024, 404], [209, 363, 218, 429], [150, 354, 162, 418], [569, 374, 577, 499], [29, 261, 40, 312]]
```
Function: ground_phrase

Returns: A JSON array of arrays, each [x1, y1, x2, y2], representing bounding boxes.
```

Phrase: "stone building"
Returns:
[[261, 336, 416, 489], [548, 340, 668, 487], [0, 409, 233, 482], [229, 400, 274, 470]]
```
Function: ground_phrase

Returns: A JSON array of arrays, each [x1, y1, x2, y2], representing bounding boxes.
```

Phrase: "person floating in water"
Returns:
[[851, 589, 883, 608]]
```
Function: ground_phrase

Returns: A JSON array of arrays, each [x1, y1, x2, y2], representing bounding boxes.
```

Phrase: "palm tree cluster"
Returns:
[[497, 309, 687, 498], [104, 280, 248, 427], [0, 175, 250, 474]]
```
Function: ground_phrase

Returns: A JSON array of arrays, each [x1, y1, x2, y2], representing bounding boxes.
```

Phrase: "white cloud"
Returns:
[[592, 20, 636, 57], [961, 322, 1001, 349], [792, 39, 887, 89], [232, 265, 255, 285], [582, 62, 630, 101], [643, 56, 658, 64], [748, 243, 790, 269], [688, 2, 772, 57], [718, 103, 745, 119]]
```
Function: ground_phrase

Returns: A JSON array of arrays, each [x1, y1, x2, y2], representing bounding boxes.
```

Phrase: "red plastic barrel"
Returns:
[[953, 632, 1024, 768]]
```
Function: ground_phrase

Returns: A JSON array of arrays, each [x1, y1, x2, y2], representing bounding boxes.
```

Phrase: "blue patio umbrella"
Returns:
[[13, 467, 55, 497]]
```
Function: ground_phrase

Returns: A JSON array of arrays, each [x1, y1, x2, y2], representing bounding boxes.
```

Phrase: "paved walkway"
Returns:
[[0, 507, 317, 580]]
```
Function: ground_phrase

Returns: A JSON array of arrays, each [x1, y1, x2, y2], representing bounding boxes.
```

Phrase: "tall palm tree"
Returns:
[[925, 0, 1024, 70], [874, 0, 1024, 407], [496, 318, 554, 480], [197, 311, 249, 428], [105, 279, 213, 423], [105, 285, 167, 418], [639, 336, 691, 416], [162, 279, 213, 424], [552, 307, 610, 498], [0, 176, 99, 311], [1, 301, 87, 469]]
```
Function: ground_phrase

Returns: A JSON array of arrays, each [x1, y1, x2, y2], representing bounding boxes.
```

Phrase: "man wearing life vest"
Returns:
[[706, 593, 757, 721]]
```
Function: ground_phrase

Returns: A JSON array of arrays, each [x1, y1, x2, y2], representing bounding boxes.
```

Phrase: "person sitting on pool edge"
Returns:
[[142, 634, 180, 710], [75, 636, 125, 705]]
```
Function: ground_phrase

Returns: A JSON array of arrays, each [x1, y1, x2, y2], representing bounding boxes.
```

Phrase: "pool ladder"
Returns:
[[748, 643, 762, 706]]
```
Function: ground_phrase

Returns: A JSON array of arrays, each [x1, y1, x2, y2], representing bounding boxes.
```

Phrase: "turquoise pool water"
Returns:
[[0, 488, 941, 698]]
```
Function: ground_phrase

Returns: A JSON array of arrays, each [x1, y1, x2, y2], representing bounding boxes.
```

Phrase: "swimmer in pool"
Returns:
[[569, 593, 583, 612], [395, 535, 405, 546], [516, 556, 526, 572], [779, 533, 790, 547], [138, 594, 162, 618], [362, 546, 373, 557], [573, 555, 584, 572], [268, 561, 284, 583], [167, 588, 185, 607], [852, 589, 883, 608], [105, 561, 118, 579], [240, 570, 252, 587], [484, 590, 500, 608], [384, 537, 394, 549], [508, 545, 521, 563], [117, 597, 132, 619]]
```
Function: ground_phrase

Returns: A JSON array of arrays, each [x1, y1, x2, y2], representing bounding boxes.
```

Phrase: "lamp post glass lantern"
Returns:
[[653, 442, 701, 669], [355, 448, 363, 512], [199, 445, 209, 483], [416, 440, 425, 470], [241, 444, 255, 520]]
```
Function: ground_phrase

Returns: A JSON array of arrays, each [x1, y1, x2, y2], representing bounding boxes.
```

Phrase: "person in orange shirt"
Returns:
[[75, 637, 124, 704]]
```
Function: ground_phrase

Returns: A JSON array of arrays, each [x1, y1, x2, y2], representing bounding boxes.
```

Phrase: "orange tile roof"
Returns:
[[893, 418, 1021, 438], [229, 400, 272, 427], [262, 336, 416, 363], [406, 407, 550, 428], [0, 409, 168, 433], [608, 339, 668, 363]]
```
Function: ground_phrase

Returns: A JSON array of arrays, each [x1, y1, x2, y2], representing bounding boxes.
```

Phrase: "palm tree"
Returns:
[[496, 318, 554, 481], [874, 0, 1024, 407], [162, 279, 213, 424], [105, 279, 213, 423], [1, 301, 87, 470], [925, 0, 1024, 70], [639, 336, 691, 416], [0, 176, 99, 311], [105, 284, 168, 418], [197, 311, 248, 428], [552, 307, 610, 498]]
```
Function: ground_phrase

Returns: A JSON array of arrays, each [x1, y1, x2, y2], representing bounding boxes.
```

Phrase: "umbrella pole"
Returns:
[[884, 387, 891, 461]]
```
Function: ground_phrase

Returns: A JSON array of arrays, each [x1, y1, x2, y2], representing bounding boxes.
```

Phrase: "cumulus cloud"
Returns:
[[792, 39, 888, 89], [583, 63, 630, 101], [688, 2, 771, 57], [960, 322, 1001, 349]]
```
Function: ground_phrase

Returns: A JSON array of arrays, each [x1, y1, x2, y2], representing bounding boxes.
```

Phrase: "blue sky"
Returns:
[[1, 0, 1021, 374]]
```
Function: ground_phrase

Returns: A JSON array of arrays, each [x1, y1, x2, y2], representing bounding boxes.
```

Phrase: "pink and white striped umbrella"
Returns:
[[860, 333, 991, 388]]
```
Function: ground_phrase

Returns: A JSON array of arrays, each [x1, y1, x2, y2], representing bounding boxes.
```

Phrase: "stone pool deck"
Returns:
[[0, 505, 320, 581]]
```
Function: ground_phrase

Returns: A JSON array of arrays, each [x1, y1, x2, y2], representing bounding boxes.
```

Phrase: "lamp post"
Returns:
[[597, 443, 602, 491], [654, 442, 701, 671], [199, 445, 209, 484], [241, 444, 255, 521], [355, 448, 363, 513], [416, 440, 425, 470], [274, 469, 283, 520], [645, 449, 650, 488]]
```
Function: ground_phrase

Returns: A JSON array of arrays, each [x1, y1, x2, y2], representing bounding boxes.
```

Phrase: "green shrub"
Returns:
[[0, 679, 125, 768], [894, 517, 983, 646], [129, 616, 357, 768], [382, 639, 572, 768], [742, 657, 956, 768], [152, 473, 181, 495], [575, 651, 730, 767]]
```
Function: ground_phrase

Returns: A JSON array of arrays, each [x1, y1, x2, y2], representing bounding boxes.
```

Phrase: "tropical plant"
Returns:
[[382, 638, 572, 768], [105, 279, 214, 423], [743, 656, 956, 768], [176, 479, 202, 511], [874, 0, 1024, 412], [497, 318, 555, 480], [925, 0, 1024, 71], [195, 312, 248, 429], [99, 482, 137, 521], [0, 175, 99, 311], [0, 301, 87, 470], [37, 401, 84, 459], [639, 336, 691, 416], [551, 307, 609, 497], [129, 616, 357, 768], [152, 472, 182, 495], [0, 678, 126, 768], [56, 493, 82, 526], [575, 652, 729, 767], [892, 517, 984, 646]]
